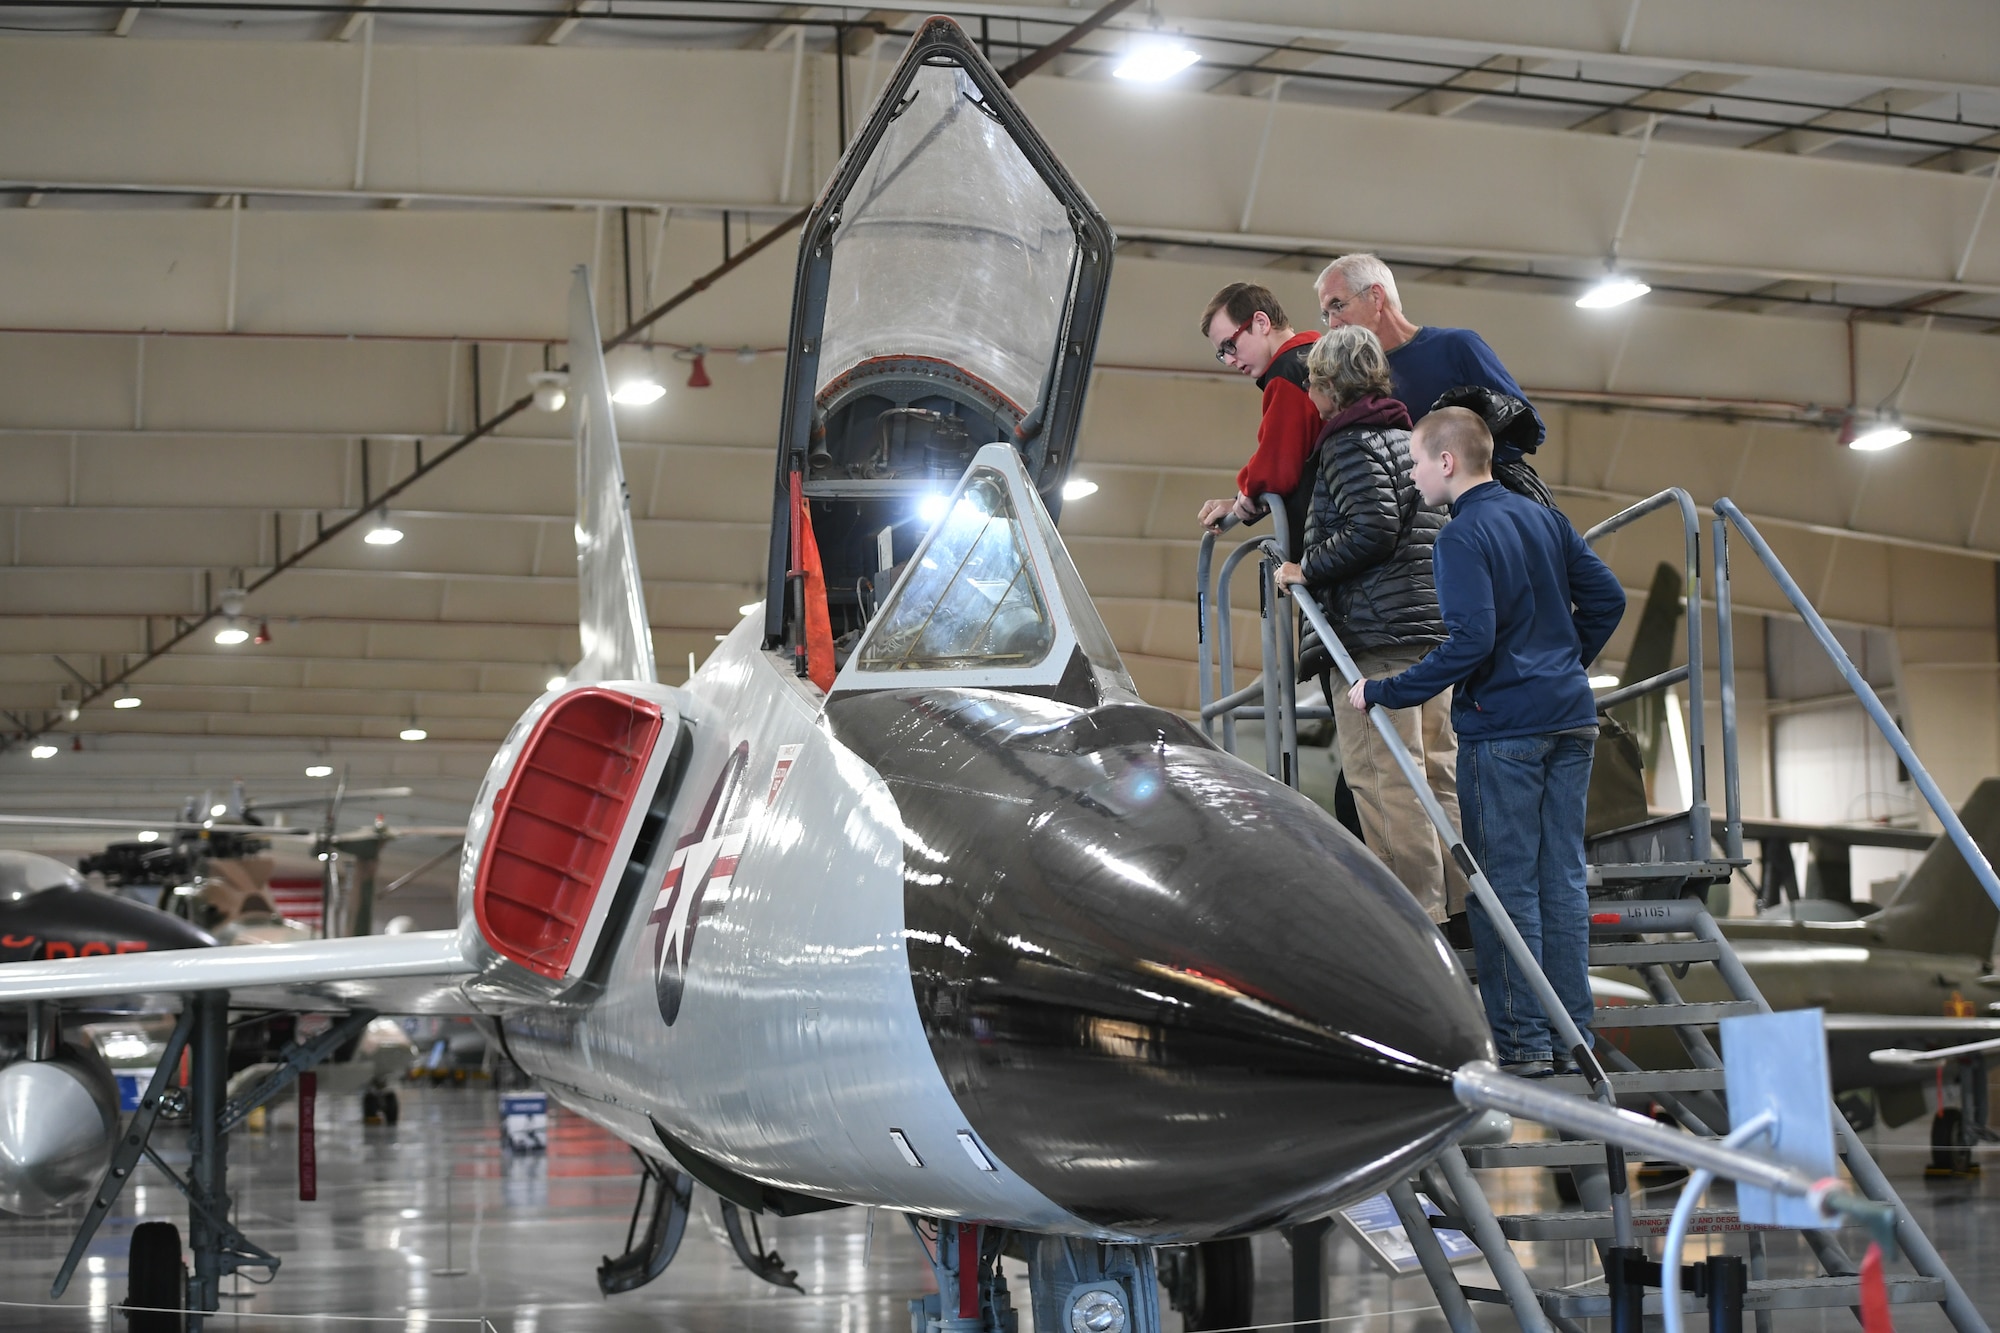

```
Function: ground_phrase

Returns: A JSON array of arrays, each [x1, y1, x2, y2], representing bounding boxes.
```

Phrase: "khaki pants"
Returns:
[[1332, 645, 1467, 923]]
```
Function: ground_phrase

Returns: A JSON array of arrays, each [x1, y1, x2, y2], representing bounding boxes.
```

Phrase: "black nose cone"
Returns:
[[829, 691, 1493, 1240]]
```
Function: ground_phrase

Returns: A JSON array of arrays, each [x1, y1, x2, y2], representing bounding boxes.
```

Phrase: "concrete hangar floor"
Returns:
[[1, 1083, 1996, 1331]]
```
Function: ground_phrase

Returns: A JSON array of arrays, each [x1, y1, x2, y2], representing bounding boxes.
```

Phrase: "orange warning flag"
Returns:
[[793, 479, 837, 693], [1860, 1242, 1895, 1333]]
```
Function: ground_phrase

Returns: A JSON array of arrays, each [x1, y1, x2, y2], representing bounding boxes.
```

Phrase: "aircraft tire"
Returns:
[[382, 1090, 401, 1126], [1931, 1107, 1973, 1173], [125, 1220, 185, 1333], [1183, 1238, 1254, 1330]]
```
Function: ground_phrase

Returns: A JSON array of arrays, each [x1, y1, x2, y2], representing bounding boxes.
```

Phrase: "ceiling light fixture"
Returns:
[[1576, 275, 1651, 309], [400, 727, 428, 742], [917, 493, 950, 524], [216, 587, 251, 644], [546, 675, 567, 693], [608, 346, 666, 406], [305, 764, 333, 778], [137, 830, 160, 843], [30, 744, 57, 760], [738, 601, 761, 617], [529, 370, 569, 413], [114, 695, 142, 709], [1588, 674, 1620, 689], [1846, 419, 1912, 452], [1062, 478, 1100, 501], [364, 509, 404, 545], [210, 803, 228, 817], [1114, 36, 1201, 82]]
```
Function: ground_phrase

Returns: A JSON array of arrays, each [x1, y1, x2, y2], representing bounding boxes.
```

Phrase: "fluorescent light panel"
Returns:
[[1576, 277, 1650, 309], [1114, 39, 1200, 81], [1848, 424, 1911, 452]]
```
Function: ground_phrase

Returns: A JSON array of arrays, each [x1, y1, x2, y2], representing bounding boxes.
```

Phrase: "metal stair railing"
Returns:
[[1196, 493, 1301, 777], [1584, 488, 1712, 857], [1712, 499, 2000, 911], [1190, 487, 1989, 1333]]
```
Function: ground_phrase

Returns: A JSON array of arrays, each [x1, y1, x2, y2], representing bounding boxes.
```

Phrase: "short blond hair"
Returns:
[[1413, 407, 1494, 473], [1305, 326, 1392, 410]]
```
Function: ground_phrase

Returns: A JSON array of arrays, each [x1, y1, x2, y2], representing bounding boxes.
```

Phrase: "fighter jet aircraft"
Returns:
[[0, 21, 1843, 1333], [1599, 780, 2000, 1096]]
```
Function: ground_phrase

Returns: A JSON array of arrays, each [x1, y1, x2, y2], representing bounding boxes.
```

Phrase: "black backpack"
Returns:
[[1430, 386, 1555, 509]]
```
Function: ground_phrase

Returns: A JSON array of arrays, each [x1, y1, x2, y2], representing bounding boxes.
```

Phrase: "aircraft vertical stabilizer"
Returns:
[[1872, 777, 2000, 960], [567, 265, 657, 685]]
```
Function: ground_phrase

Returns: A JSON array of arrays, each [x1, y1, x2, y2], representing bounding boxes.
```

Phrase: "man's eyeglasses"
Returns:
[[1320, 284, 1374, 324], [1212, 317, 1252, 364]]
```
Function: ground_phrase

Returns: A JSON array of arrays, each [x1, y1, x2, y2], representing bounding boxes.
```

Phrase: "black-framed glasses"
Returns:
[[1212, 317, 1252, 364], [1321, 284, 1374, 324]]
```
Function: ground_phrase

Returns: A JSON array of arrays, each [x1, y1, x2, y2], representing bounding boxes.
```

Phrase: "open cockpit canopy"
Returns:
[[765, 16, 1113, 665]]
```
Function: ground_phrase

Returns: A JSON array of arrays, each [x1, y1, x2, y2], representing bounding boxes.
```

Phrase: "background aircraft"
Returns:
[[0, 846, 417, 1218], [0, 781, 461, 939]]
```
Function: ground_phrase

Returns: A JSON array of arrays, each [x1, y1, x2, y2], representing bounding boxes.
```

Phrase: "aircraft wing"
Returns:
[[1823, 1013, 2000, 1035], [1735, 817, 1934, 851], [0, 929, 480, 1015]]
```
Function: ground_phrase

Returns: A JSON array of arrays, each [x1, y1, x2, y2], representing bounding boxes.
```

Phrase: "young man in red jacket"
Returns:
[[1195, 283, 1320, 558]]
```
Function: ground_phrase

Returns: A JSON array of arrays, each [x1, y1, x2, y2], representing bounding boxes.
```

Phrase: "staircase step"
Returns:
[[1594, 1001, 1763, 1028], [1457, 941, 1724, 976], [1536, 1274, 1945, 1317], [1546, 1067, 1729, 1095], [1460, 1140, 1616, 1168], [1588, 940, 1720, 966], [1586, 860, 1737, 889], [1458, 1207, 1762, 1242]]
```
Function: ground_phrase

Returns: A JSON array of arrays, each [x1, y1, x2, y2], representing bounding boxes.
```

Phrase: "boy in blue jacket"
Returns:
[[1345, 408, 1625, 1075]]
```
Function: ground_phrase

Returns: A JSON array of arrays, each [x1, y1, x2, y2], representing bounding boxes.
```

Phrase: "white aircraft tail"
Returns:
[[566, 265, 657, 686]]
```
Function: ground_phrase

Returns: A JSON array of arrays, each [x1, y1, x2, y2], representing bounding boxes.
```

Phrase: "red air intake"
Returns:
[[474, 688, 665, 980]]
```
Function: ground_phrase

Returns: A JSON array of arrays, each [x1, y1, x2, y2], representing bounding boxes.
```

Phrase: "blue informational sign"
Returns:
[[1336, 1192, 1481, 1275], [115, 1073, 144, 1113], [500, 1091, 549, 1153], [1722, 1007, 1838, 1229]]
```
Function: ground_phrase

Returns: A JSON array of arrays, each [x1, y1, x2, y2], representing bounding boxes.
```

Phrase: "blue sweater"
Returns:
[[1364, 481, 1625, 741], [1387, 326, 1546, 459]]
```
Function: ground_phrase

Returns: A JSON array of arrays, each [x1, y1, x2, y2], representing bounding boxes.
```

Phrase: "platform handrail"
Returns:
[[1583, 486, 1710, 856], [1591, 664, 1690, 714], [1712, 517, 1746, 860], [1207, 534, 1270, 753], [1196, 493, 1291, 765], [1714, 498, 2000, 914], [1276, 555, 1635, 1249]]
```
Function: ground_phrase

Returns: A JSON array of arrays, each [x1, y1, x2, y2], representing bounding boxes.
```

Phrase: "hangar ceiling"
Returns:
[[2, 1, 1998, 830]]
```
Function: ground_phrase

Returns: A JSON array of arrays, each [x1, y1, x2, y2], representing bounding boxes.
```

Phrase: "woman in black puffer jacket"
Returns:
[[1276, 326, 1463, 924]]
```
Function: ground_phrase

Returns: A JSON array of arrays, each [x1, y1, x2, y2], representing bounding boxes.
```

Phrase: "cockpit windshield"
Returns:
[[842, 444, 1136, 703], [814, 64, 1079, 417], [857, 469, 1054, 672]]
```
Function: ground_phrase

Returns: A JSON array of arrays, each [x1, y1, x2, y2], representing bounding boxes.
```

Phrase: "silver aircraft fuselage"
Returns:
[[486, 612, 1493, 1243]]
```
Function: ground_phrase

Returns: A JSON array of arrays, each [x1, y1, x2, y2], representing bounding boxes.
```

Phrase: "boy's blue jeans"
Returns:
[[1457, 730, 1598, 1064]]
